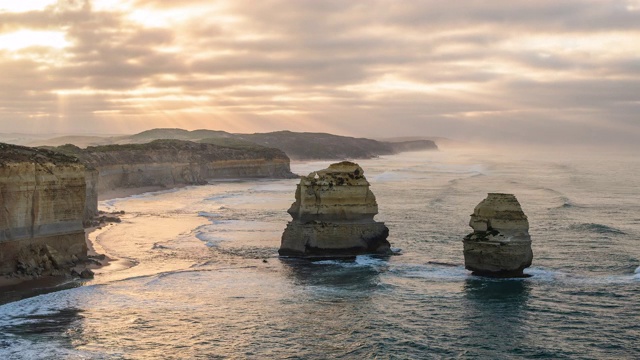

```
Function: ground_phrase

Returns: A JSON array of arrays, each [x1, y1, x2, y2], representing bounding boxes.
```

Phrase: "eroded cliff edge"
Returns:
[[51, 139, 296, 196], [279, 161, 391, 257], [0, 143, 88, 276]]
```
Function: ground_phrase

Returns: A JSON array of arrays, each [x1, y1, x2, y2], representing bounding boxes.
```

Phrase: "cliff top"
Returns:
[[20, 128, 438, 160], [45, 139, 290, 166], [0, 142, 81, 166], [302, 161, 369, 186]]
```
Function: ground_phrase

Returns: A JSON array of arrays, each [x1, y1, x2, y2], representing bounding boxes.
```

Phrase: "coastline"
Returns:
[[98, 185, 171, 201], [0, 186, 168, 305]]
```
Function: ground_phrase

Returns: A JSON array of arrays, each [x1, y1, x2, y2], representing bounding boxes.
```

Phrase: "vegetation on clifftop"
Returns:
[[0, 142, 82, 165], [22, 128, 439, 160], [45, 139, 290, 167]]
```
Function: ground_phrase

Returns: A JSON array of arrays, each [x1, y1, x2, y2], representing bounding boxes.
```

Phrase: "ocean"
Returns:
[[1, 146, 639, 359]]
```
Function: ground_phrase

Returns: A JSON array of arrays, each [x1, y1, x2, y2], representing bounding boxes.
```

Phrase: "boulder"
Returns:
[[462, 193, 533, 277], [279, 161, 391, 257]]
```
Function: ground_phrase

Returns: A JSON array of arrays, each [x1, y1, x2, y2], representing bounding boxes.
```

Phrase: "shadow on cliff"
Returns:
[[279, 257, 388, 292]]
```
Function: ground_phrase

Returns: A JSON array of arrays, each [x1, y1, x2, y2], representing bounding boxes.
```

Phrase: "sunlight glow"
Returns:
[[0, 30, 69, 51], [501, 32, 640, 57], [0, 0, 56, 12], [341, 75, 473, 95]]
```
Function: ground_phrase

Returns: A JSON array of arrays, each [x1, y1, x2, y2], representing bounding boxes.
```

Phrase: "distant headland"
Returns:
[[8, 128, 439, 160]]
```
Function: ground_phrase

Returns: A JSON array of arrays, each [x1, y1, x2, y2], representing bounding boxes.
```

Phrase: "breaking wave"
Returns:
[[569, 223, 626, 235]]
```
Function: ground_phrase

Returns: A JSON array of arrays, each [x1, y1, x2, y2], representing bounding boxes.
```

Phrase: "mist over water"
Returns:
[[1, 147, 639, 359]]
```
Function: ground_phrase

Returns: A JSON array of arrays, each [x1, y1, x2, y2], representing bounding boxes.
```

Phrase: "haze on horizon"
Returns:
[[1, 0, 639, 147]]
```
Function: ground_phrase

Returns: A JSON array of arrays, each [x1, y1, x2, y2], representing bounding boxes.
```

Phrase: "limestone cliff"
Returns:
[[462, 193, 533, 277], [0, 143, 88, 276], [279, 161, 391, 257], [51, 140, 296, 193]]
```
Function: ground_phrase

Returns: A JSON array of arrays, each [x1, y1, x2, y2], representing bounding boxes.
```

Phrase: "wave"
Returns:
[[197, 211, 222, 218], [549, 195, 583, 209], [204, 193, 241, 202], [311, 255, 389, 268], [195, 232, 227, 247], [569, 223, 626, 235]]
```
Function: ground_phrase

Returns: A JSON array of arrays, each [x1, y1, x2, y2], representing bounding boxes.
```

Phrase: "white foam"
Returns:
[[634, 266, 640, 274], [205, 193, 241, 202], [194, 232, 227, 246], [355, 255, 388, 267], [197, 211, 221, 218], [311, 256, 388, 268]]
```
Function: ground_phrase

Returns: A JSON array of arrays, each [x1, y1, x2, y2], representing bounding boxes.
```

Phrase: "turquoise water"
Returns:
[[1, 147, 639, 359]]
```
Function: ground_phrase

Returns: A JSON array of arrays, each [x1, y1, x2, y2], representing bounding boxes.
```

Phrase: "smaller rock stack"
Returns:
[[279, 161, 391, 258], [463, 193, 533, 277]]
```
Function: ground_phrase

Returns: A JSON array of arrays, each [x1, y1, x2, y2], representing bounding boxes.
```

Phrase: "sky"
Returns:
[[0, 0, 639, 145]]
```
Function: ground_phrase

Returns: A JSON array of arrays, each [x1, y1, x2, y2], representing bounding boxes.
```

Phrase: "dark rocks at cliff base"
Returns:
[[462, 193, 533, 277], [1, 143, 89, 278], [279, 161, 391, 258]]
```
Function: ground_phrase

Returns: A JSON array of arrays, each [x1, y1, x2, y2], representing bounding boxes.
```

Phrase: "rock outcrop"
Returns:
[[50, 140, 296, 194], [279, 161, 391, 257], [0, 143, 88, 276], [462, 193, 533, 277]]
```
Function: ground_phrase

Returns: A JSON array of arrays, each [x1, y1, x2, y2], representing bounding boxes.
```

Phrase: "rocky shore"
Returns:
[[0, 143, 96, 297], [1, 139, 296, 297]]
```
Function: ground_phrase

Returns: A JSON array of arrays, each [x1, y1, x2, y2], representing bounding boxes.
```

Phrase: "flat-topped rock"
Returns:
[[279, 161, 391, 257], [287, 162, 378, 223], [463, 193, 533, 277]]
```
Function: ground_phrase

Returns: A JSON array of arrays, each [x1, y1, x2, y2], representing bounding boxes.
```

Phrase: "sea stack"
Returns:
[[462, 193, 533, 277], [279, 161, 391, 258]]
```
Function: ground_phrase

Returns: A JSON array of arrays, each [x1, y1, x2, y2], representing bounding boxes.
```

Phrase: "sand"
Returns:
[[1, 185, 204, 302]]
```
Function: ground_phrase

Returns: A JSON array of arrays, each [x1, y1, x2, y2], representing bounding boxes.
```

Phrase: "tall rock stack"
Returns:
[[463, 193, 533, 277], [279, 161, 391, 257]]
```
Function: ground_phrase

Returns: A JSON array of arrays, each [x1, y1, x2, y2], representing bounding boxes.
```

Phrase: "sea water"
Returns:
[[1, 147, 639, 359]]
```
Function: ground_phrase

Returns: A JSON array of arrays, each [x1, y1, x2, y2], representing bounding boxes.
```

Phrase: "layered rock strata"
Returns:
[[0, 143, 88, 276], [51, 140, 295, 194], [462, 193, 533, 277], [279, 161, 391, 257]]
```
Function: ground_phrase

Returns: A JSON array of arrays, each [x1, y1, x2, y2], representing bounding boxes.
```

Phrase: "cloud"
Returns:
[[0, 0, 638, 147]]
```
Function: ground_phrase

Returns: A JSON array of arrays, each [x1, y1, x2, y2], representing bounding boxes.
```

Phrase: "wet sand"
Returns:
[[1, 186, 197, 303]]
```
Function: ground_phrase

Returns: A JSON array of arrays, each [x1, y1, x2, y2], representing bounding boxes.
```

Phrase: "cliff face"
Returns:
[[462, 193, 533, 277], [84, 168, 99, 221], [0, 143, 88, 276], [280, 161, 391, 257], [52, 140, 295, 193]]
